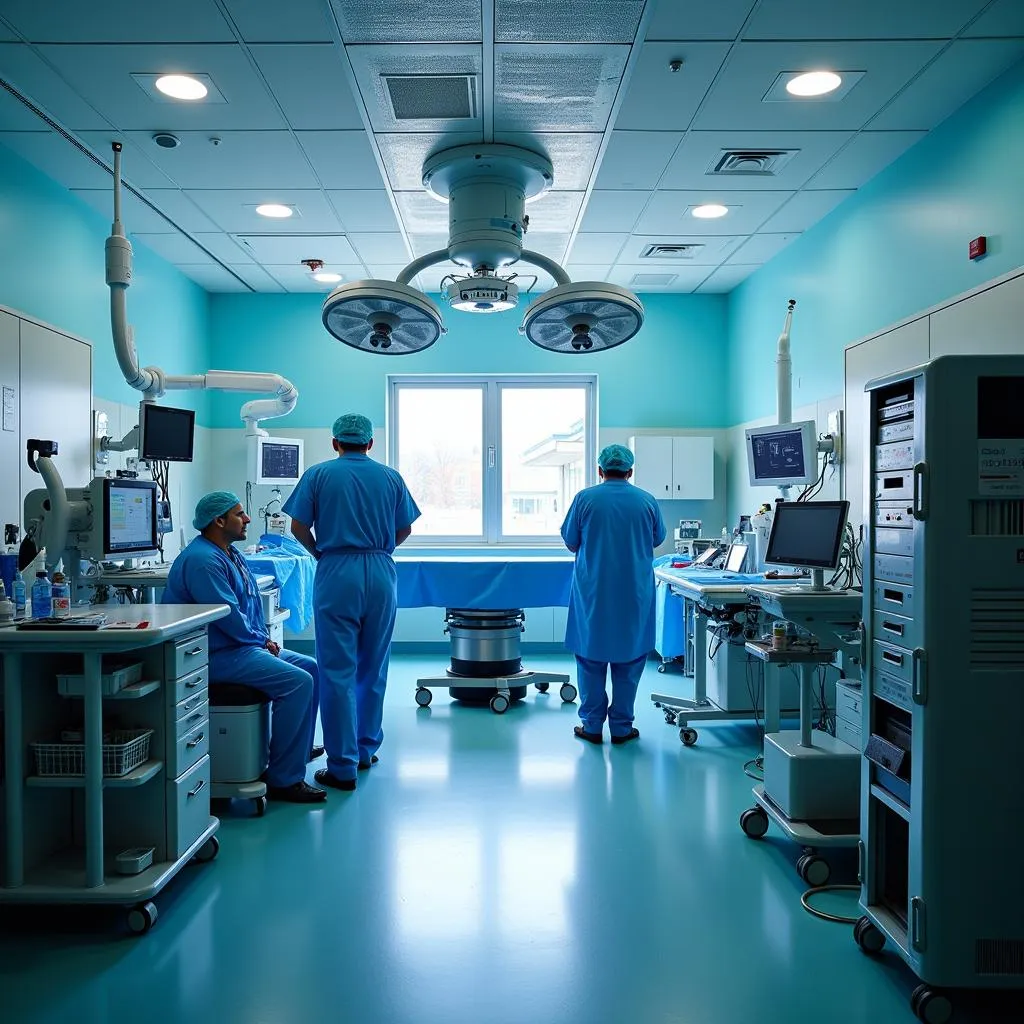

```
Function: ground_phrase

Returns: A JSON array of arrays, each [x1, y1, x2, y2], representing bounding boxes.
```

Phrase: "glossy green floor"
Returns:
[[0, 655, 1011, 1023]]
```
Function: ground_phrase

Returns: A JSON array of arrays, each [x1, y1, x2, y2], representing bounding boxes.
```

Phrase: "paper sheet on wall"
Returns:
[[2, 385, 14, 432]]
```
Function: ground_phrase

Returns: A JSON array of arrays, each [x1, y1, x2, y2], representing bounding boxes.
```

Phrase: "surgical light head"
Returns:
[[322, 281, 443, 355], [521, 283, 644, 354], [332, 413, 373, 445], [193, 491, 242, 531]]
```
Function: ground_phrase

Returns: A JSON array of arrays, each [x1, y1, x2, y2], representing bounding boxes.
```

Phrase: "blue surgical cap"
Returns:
[[193, 491, 241, 530], [332, 413, 373, 444], [598, 444, 634, 472]]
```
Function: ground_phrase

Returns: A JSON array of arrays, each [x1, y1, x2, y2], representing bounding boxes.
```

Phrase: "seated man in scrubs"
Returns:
[[163, 491, 326, 804], [560, 445, 666, 745]]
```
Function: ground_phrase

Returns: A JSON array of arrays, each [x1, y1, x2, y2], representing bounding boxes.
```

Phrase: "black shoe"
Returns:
[[314, 768, 356, 791], [357, 755, 379, 771], [308, 745, 325, 762], [610, 728, 640, 746], [574, 725, 603, 745], [267, 779, 327, 803]]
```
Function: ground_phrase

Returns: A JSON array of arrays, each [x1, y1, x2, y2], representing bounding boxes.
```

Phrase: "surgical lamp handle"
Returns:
[[396, 250, 450, 286], [519, 251, 571, 287]]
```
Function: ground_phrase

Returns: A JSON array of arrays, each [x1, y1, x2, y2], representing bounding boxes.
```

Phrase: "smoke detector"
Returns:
[[320, 143, 644, 354], [152, 132, 180, 149]]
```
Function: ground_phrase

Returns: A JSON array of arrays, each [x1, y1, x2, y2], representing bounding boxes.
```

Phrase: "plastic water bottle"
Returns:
[[32, 570, 53, 619], [12, 568, 26, 619], [51, 562, 71, 619], [0, 580, 12, 623], [721, 526, 729, 543]]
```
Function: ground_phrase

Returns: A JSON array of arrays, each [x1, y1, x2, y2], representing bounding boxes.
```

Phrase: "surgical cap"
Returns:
[[598, 444, 634, 472], [332, 413, 373, 444], [193, 491, 241, 530]]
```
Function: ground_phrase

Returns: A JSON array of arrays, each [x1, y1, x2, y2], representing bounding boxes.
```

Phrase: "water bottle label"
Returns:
[[52, 596, 71, 618]]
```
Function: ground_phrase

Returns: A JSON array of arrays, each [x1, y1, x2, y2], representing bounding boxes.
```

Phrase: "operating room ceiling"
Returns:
[[0, 0, 1022, 296]]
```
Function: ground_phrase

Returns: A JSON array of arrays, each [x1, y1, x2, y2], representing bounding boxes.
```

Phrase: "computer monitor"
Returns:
[[764, 501, 849, 572], [745, 420, 818, 487], [725, 543, 748, 573], [692, 545, 719, 567], [103, 479, 158, 557], [254, 436, 304, 486], [140, 402, 195, 463]]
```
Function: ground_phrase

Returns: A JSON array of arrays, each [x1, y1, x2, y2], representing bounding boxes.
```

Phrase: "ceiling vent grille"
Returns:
[[631, 273, 678, 287], [709, 149, 797, 176], [384, 75, 478, 121], [640, 243, 703, 260]]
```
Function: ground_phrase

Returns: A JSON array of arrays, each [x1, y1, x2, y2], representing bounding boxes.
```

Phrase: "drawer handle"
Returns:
[[184, 646, 203, 657], [882, 620, 904, 637], [185, 676, 202, 688], [186, 732, 205, 749], [187, 778, 206, 799], [882, 588, 904, 605], [184, 712, 204, 727], [882, 650, 903, 667]]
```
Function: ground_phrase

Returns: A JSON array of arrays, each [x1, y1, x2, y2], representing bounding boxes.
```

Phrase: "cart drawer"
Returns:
[[170, 667, 208, 705], [168, 755, 211, 858], [171, 719, 209, 779], [165, 632, 209, 678], [835, 717, 862, 752], [175, 701, 208, 741], [175, 688, 207, 721], [835, 681, 863, 726], [872, 610, 921, 651]]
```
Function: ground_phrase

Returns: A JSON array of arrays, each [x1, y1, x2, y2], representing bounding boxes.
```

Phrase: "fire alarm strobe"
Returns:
[[969, 236, 987, 260]]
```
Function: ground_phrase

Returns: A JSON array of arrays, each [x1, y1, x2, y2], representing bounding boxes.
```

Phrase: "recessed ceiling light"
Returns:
[[154, 74, 208, 101], [786, 71, 842, 98], [255, 203, 294, 219], [691, 203, 729, 219], [313, 272, 342, 284]]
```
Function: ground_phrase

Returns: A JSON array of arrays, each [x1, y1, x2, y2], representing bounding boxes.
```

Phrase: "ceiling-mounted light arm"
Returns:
[[518, 250, 571, 288], [396, 250, 451, 287]]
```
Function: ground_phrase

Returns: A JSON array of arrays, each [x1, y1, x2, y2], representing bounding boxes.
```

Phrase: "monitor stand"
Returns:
[[807, 568, 829, 592]]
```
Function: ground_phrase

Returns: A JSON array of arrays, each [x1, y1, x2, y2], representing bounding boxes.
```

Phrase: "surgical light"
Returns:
[[154, 74, 208, 101], [256, 203, 293, 219], [313, 271, 342, 284], [786, 71, 842, 97], [322, 280, 444, 355], [691, 203, 729, 219], [520, 282, 644, 354]]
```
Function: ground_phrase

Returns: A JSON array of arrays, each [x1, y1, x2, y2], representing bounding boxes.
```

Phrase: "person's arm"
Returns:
[[290, 518, 319, 560], [395, 525, 413, 547], [183, 558, 262, 647], [394, 477, 421, 549], [560, 498, 581, 553], [652, 502, 667, 549]]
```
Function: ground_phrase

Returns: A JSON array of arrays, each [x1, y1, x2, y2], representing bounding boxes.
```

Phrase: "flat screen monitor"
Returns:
[[256, 436, 304, 486], [725, 543, 748, 573], [764, 501, 850, 571], [745, 420, 818, 487], [692, 545, 719, 567], [140, 402, 195, 462], [103, 479, 158, 557]]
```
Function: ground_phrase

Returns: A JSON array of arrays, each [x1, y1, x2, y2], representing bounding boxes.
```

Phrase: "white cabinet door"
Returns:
[[671, 436, 714, 499], [0, 311, 20, 535], [929, 274, 1024, 356], [628, 435, 673, 497]]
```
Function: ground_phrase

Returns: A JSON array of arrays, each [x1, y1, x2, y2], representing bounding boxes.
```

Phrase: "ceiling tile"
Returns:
[[190, 232, 257, 265], [563, 264, 612, 281], [409, 232, 450, 257], [614, 42, 730, 131], [744, 0, 990, 39], [76, 132, 185, 188], [605, 264, 713, 292], [222, 0, 334, 42], [522, 231, 569, 260], [495, 0, 645, 43], [175, 264, 254, 293], [759, 190, 855, 233], [578, 190, 650, 233], [621, 234, 745, 265], [297, 130, 387, 189], [347, 233, 410, 264], [635, 190, 793, 235], [133, 188, 223, 232], [182, 188, 343, 233], [71, 188, 176, 233], [870, 39, 1024, 130], [725, 233, 801, 264], [132, 232, 217, 265], [375, 132, 481, 191], [36, 44, 287, 132], [120, 130, 318, 189], [567, 233, 629, 263], [0, 1, 235, 42], [366, 264, 413, 281], [595, 130, 682, 190], [526, 191, 584, 232], [0, 79, 52, 130], [691, 41, 945, 132], [224, 262, 286, 292], [696, 264, 760, 293], [325, 189, 402, 233], [0, 23, 16, 42], [249, 45, 364, 130], [659, 130, 855, 191], [263, 263, 368, 292], [0, 131, 123, 189], [805, 131, 925, 189], [494, 44, 629, 132], [330, 1, 483, 43], [645, 0, 756, 41], [494, 132, 602, 190], [963, 0, 1024, 36], [232, 234, 359, 264], [395, 191, 448, 233]]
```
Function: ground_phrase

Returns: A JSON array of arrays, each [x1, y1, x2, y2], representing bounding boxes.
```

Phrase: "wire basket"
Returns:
[[31, 729, 153, 778]]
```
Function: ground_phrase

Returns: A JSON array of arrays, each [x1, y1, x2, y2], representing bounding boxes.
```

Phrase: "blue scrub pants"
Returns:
[[210, 646, 319, 789], [575, 654, 648, 738], [314, 552, 397, 781]]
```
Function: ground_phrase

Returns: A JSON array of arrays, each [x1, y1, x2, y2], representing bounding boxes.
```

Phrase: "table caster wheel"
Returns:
[[559, 683, 577, 703], [657, 664, 667, 673], [490, 693, 510, 714], [254, 795, 267, 817], [535, 682, 550, 692], [740, 807, 769, 839], [854, 916, 885, 956], [911, 984, 952, 1024], [797, 853, 830, 887], [415, 687, 432, 707], [679, 727, 698, 746], [126, 900, 158, 935], [195, 835, 219, 864], [663, 711, 677, 725]]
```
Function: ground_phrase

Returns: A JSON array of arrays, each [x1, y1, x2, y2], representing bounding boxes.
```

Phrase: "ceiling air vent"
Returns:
[[709, 149, 797, 176], [640, 243, 703, 260], [631, 273, 678, 287], [384, 75, 478, 121]]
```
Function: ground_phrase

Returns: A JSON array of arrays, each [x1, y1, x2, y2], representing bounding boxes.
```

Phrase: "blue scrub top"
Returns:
[[282, 453, 420, 555], [162, 535, 268, 655], [560, 479, 666, 663]]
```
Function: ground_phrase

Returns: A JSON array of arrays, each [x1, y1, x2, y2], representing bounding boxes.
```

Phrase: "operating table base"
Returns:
[[415, 670, 575, 715]]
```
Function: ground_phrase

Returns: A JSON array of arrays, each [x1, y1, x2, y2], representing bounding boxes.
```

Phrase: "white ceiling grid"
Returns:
[[0, 0, 1017, 296]]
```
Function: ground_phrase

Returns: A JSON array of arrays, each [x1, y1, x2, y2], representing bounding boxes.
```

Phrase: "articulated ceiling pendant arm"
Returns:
[[519, 250, 571, 287], [396, 250, 451, 286]]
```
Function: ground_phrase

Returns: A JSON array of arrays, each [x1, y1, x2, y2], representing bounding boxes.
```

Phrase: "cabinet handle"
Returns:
[[184, 646, 203, 656], [185, 675, 202, 688], [881, 620, 904, 637], [912, 462, 928, 521], [186, 733, 205, 749], [184, 712, 204, 728], [187, 778, 206, 799], [882, 650, 903, 667]]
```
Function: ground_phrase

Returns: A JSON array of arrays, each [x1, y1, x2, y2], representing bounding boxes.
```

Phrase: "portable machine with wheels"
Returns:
[[207, 683, 270, 817]]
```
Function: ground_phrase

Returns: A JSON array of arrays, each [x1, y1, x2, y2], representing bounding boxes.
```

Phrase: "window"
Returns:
[[388, 374, 596, 544]]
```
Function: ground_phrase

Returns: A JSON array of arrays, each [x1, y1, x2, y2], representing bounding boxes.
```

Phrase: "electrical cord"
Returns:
[[801, 885, 861, 924]]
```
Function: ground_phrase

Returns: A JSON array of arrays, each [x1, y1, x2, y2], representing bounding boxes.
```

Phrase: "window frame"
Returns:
[[387, 373, 597, 546]]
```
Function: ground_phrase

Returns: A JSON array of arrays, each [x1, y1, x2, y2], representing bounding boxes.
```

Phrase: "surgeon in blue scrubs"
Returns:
[[560, 444, 666, 745], [284, 414, 420, 791], [163, 492, 326, 803]]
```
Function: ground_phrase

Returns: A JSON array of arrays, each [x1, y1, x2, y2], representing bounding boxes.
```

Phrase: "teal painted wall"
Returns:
[[0, 141, 211, 420], [208, 290, 729, 429], [727, 57, 1024, 425]]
